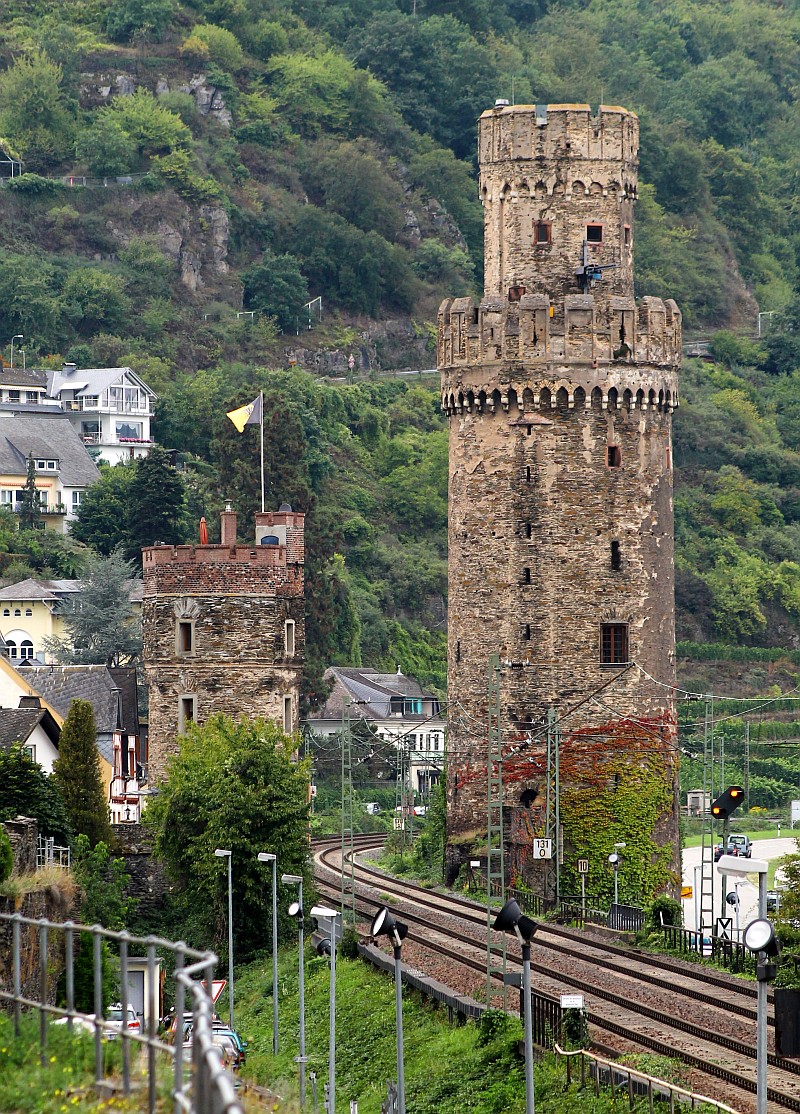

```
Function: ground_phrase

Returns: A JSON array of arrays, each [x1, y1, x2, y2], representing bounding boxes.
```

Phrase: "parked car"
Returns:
[[714, 843, 741, 862], [212, 1024, 247, 1064], [105, 1003, 141, 1039], [727, 834, 752, 858], [413, 805, 428, 817], [767, 889, 780, 913]]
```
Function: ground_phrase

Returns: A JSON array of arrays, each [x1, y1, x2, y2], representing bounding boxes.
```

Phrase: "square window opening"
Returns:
[[586, 223, 603, 244], [534, 221, 551, 245], [601, 623, 629, 665], [607, 445, 622, 468]]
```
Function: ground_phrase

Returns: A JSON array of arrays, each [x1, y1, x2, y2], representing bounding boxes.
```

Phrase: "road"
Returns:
[[681, 837, 796, 935]]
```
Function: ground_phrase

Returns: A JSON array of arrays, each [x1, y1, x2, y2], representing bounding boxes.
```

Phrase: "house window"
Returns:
[[72, 491, 82, 508], [8, 391, 19, 403], [23, 744, 35, 762], [586, 223, 603, 244], [116, 421, 142, 440], [176, 621, 194, 656], [36, 460, 47, 470], [6, 639, 16, 658], [24, 608, 32, 616], [2, 609, 8, 616], [283, 695, 293, 734], [0, 491, 12, 506], [178, 695, 196, 734], [611, 540, 621, 570], [600, 623, 629, 665], [607, 445, 622, 468], [533, 221, 551, 245], [20, 640, 33, 659], [82, 395, 99, 408], [284, 619, 295, 656], [46, 461, 56, 470], [13, 609, 20, 616], [26, 392, 38, 404]]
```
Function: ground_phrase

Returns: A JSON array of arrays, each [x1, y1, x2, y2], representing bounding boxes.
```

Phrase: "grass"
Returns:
[[0, 867, 77, 903], [234, 943, 718, 1113]]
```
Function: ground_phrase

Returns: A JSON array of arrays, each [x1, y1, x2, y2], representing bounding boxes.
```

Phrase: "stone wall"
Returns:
[[111, 823, 171, 921], [4, 816, 37, 875]]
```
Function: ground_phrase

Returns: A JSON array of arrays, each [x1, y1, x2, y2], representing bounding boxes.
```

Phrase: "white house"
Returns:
[[305, 667, 445, 797], [47, 364, 156, 464]]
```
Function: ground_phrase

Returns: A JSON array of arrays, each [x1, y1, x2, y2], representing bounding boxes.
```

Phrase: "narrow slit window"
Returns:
[[523, 623, 532, 641], [611, 540, 621, 570], [522, 567, 531, 584], [525, 522, 533, 538], [624, 224, 631, 245], [526, 465, 532, 482], [284, 619, 295, 657], [456, 640, 461, 663], [607, 445, 622, 468], [600, 624, 629, 665], [177, 621, 193, 654], [178, 695, 196, 734], [283, 695, 293, 734]]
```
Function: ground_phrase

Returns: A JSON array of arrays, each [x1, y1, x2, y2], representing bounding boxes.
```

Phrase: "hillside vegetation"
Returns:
[[2, 0, 800, 695]]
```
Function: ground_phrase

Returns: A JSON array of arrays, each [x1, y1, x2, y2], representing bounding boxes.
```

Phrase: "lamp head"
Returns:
[[608, 853, 619, 866], [282, 873, 303, 885], [370, 906, 408, 946], [493, 898, 538, 943], [288, 901, 302, 918], [214, 848, 231, 858], [310, 905, 338, 920], [743, 918, 780, 958], [257, 852, 276, 863]]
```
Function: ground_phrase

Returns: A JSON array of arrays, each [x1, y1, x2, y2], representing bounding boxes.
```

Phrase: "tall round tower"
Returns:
[[439, 103, 681, 900]]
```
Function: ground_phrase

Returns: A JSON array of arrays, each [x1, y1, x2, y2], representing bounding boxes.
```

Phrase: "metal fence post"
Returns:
[[93, 927, 103, 1084], [147, 939, 157, 1114], [65, 921, 74, 1033], [12, 913, 21, 1036], [173, 945, 186, 1114], [39, 920, 49, 1064], [119, 931, 131, 1095]]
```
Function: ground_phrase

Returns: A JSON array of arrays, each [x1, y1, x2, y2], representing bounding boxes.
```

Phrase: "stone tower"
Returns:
[[439, 103, 681, 896], [142, 504, 304, 784]]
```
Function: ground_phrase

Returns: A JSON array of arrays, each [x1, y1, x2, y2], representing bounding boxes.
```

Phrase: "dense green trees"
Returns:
[[0, 745, 72, 844], [146, 715, 310, 958]]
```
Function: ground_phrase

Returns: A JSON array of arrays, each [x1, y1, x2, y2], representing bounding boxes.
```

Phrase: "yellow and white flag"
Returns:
[[226, 394, 262, 433]]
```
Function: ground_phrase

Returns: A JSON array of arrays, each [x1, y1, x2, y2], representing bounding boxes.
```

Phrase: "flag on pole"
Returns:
[[226, 394, 262, 433]]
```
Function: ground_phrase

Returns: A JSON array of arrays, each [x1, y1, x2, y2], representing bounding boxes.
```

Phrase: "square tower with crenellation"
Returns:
[[439, 103, 680, 902], [142, 503, 304, 784]]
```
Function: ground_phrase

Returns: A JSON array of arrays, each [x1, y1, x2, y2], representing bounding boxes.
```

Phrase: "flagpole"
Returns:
[[260, 390, 265, 513]]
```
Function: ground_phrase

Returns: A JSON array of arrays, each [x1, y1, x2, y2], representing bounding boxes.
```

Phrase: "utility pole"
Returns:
[[486, 653, 507, 1009], [340, 700, 355, 923], [744, 722, 750, 812]]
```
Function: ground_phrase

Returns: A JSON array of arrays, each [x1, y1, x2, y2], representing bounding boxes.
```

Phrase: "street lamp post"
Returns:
[[257, 852, 279, 1054], [371, 908, 409, 1114], [493, 899, 538, 1114], [10, 335, 22, 369], [311, 906, 339, 1114], [214, 848, 234, 1030], [283, 873, 306, 1107]]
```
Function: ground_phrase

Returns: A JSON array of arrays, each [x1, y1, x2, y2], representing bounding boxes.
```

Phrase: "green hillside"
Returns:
[[2, 0, 800, 698]]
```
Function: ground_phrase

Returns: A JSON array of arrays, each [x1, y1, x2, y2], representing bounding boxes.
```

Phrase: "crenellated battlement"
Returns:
[[479, 103, 639, 173], [438, 291, 681, 409]]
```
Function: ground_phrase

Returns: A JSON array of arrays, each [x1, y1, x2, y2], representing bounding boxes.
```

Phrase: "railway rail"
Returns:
[[311, 836, 798, 1113]]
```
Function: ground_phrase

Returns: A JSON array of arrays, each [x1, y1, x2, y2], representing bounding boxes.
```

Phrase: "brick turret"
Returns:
[[441, 103, 680, 897]]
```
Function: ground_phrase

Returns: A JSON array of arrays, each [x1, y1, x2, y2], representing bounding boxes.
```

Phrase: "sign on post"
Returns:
[[716, 917, 733, 941], [680, 885, 692, 899], [576, 858, 589, 874], [560, 994, 584, 1010], [393, 817, 404, 831], [533, 838, 552, 859]]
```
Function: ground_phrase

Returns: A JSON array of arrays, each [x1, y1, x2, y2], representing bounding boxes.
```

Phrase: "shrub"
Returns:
[[104, 90, 191, 157], [64, 269, 130, 335], [183, 24, 245, 72], [147, 149, 223, 203], [0, 827, 13, 882], [6, 173, 65, 194], [76, 117, 132, 177], [646, 894, 683, 933], [340, 925, 359, 959]]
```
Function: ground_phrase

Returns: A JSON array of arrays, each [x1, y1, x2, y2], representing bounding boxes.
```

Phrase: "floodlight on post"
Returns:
[[371, 907, 409, 1114], [257, 852, 279, 1054], [311, 905, 339, 1114], [608, 843, 625, 907], [493, 899, 538, 1114], [283, 873, 306, 1106], [214, 849, 234, 1030]]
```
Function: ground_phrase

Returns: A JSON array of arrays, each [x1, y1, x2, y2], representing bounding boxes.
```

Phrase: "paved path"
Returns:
[[681, 837, 796, 935]]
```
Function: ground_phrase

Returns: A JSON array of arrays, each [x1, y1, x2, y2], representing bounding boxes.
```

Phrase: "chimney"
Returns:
[[220, 501, 237, 546], [18, 695, 41, 709], [62, 362, 77, 375]]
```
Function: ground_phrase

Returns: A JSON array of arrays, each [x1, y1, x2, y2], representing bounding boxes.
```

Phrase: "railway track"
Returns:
[[311, 837, 799, 1113]]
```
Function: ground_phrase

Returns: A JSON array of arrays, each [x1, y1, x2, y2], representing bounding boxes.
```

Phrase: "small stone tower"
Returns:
[[439, 104, 681, 896], [142, 503, 304, 784]]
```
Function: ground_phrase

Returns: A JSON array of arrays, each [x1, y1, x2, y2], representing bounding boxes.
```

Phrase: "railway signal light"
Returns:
[[710, 785, 744, 820]]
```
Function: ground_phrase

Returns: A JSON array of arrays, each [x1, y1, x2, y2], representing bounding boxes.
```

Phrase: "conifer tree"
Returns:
[[18, 453, 41, 531], [52, 699, 113, 848], [125, 444, 188, 560]]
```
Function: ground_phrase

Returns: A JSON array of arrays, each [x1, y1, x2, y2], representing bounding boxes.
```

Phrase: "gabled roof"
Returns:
[[310, 666, 440, 724], [48, 366, 157, 400], [0, 704, 60, 750], [22, 665, 138, 763], [0, 413, 101, 486], [0, 578, 142, 603]]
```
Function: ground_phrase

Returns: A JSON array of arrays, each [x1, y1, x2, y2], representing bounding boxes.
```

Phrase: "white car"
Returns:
[[105, 1003, 141, 1039]]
